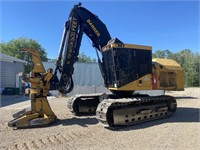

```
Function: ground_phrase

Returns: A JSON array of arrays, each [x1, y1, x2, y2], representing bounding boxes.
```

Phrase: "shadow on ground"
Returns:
[[110, 107, 200, 131], [4, 95, 199, 130], [11, 107, 199, 130], [0, 95, 29, 107], [58, 117, 98, 127], [49, 106, 200, 129], [175, 96, 198, 100]]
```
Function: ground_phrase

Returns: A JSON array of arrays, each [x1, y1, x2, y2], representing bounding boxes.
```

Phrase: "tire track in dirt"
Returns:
[[1, 130, 88, 150]]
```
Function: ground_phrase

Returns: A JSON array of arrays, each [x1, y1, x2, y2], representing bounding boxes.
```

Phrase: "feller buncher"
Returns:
[[8, 3, 184, 128]]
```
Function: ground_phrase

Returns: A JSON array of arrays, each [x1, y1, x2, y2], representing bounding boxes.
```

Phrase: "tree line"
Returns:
[[0, 38, 96, 72], [0, 38, 199, 87]]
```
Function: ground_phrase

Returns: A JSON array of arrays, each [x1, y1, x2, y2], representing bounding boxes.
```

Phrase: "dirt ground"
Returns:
[[0, 88, 199, 150]]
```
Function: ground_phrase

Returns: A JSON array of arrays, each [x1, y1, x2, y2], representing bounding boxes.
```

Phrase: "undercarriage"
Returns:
[[67, 93, 177, 127]]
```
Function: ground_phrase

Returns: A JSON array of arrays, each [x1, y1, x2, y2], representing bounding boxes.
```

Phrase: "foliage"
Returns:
[[48, 52, 97, 63], [78, 52, 96, 63], [152, 49, 175, 59], [153, 49, 200, 87], [0, 37, 48, 73], [48, 58, 57, 62]]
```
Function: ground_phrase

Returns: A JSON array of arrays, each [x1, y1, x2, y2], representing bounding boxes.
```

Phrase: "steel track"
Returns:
[[96, 95, 177, 127], [67, 94, 177, 127]]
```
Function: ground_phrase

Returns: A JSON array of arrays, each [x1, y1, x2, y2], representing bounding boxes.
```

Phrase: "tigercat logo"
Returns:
[[87, 19, 100, 37], [66, 17, 78, 64]]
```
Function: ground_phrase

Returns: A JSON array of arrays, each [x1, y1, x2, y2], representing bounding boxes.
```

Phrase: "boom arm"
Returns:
[[51, 3, 111, 94]]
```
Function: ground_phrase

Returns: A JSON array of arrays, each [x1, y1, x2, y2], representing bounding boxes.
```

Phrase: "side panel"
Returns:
[[156, 70, 184, 91], [115, 48, 152, 87], [152, 59, 185, 91], [103, 46, 152, 90], [176, 70, 184, 90], [109, 74, 152, 91], [102, 49, 116, 87]]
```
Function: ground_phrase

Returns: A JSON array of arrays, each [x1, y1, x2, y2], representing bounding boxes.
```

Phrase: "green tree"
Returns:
[[48, 58, 57, 62], [47, 52, 97, 63], [174, 49, 199, 87], [0, 37, 48, 72], [78, 52, 96, 63], [153, 49, 174, 59], [152, 50, 166, 58]]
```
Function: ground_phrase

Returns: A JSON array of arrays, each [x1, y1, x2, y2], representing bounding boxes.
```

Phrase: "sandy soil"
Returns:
[[0, 88, 199, 150]]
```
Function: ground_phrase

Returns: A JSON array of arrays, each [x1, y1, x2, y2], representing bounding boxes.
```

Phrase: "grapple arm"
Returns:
[[52, 3, 111, 94]]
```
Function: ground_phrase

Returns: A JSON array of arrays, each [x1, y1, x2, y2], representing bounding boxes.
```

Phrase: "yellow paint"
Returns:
[[109, 58, 184, 91], [109, 74, 152, 91], [152, 58, 182, 70], [102, 43, 152, 51], [87, 19, 101, 37], [8, 49, 57, 128], [67, 17, 78, 64], [21, 48, 45, 73], [153, 58, 184, 91]]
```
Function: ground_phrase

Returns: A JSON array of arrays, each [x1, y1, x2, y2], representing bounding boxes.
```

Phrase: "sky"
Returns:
[[1, 0, 199, 59]]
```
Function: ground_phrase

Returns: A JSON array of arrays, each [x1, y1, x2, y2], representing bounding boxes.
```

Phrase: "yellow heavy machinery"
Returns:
[[8, 48, 57, 128], [8, 3, 184, 128]]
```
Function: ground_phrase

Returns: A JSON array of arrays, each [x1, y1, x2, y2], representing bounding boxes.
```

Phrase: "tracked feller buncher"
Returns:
[[8, 3, 184, 128]]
